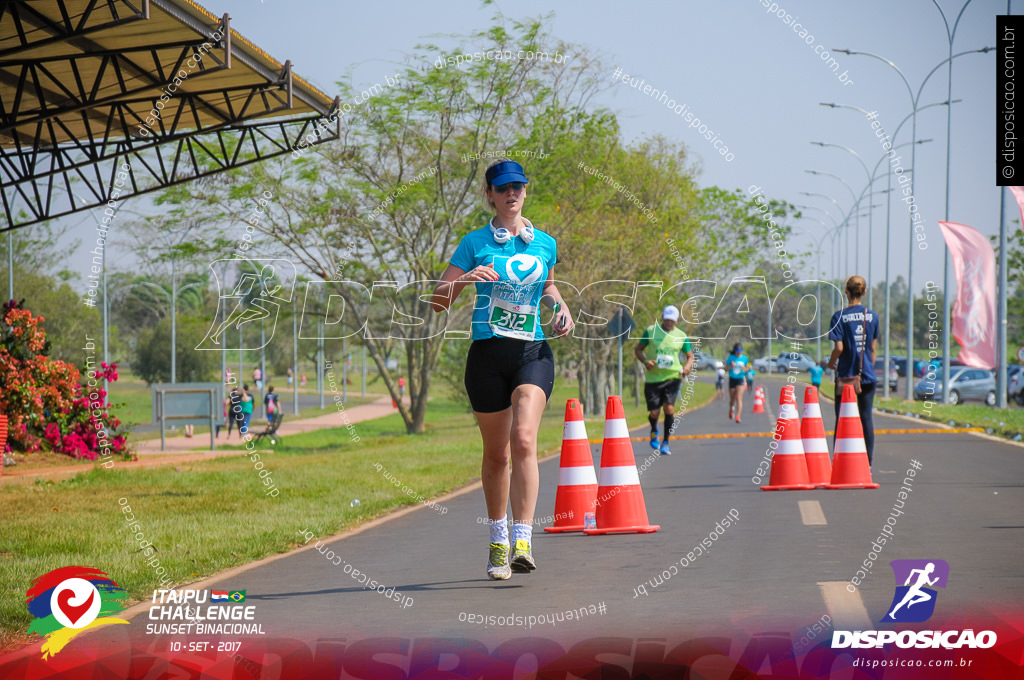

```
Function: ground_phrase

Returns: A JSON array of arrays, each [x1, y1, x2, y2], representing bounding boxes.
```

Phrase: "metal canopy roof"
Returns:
[[0, 0, 340, 231]]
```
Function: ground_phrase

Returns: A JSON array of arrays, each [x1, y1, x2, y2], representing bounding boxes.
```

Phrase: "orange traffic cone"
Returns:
[[545, 400, 597, 533], [825, 385, 879, 489], [752, 386, 766, 414], [583, 396, 660, 534], [800, 386, 832, 487], [761, 385, 815, 491]]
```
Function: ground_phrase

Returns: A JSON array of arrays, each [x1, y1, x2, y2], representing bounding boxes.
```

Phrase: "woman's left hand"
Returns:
[[553, 307, 574, 337]]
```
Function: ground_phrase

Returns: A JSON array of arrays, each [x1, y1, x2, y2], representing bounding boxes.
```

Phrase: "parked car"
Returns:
[[1008, 365, 1024, 405], [775, 352, 816, 373], [914, 366, 997, 406], [692, 350, 724, 371], [873, 357, 899, 392], [753, 352, 816, 374]]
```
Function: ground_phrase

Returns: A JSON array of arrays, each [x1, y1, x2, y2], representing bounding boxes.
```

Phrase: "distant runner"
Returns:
[[635, 305, 694, 456], [724, 343, 749, 423]]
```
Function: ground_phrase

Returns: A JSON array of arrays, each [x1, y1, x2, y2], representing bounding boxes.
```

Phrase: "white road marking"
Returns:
[[818, 581, 872, 630], [799, 500, 827, 526]]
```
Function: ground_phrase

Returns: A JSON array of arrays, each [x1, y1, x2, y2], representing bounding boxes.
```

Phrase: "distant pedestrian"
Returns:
[[253, 367, 263, 390], [745, 367, 756, 392], [300, 374, 307, 387], [240, 384, 254, 434], [398, 376, 406, 399], [264, 386, 279, 425], [827, 275, 879, 466], [226, 387, 243, 438], [810, 363, 824, 388], [215, 392, 231, 437], [287, 366, 294, 386]]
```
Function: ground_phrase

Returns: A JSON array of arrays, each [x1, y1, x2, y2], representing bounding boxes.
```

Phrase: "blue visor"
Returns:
[[486, 160, 529, 187]]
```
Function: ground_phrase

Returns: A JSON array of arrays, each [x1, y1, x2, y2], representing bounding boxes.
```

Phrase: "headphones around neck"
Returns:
[[490, 218, 534, 245]]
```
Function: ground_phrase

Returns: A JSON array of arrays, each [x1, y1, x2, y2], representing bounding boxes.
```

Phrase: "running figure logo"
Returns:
[[196, 259, 296, 350], [881, 559, 950, 623]]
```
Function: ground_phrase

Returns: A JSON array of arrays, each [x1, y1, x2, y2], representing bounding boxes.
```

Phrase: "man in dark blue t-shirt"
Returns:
[[827, 276, 879, 465]]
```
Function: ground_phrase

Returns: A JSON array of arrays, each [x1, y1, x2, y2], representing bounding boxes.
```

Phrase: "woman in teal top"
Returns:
[[430, 159, 574, 581], [239, 384, 254, 434], [723, 343, 749, 423]]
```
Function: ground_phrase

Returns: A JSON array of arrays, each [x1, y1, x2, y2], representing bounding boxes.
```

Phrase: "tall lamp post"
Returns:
[[810, 143, 876, 308], [792, 217, 843, 362], [805, 170, 859, 275], [795, 202, 846, 308]]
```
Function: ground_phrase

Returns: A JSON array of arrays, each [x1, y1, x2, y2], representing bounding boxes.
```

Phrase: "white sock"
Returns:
[[511, 521, 533, 544], [488, 515, 509, 544]]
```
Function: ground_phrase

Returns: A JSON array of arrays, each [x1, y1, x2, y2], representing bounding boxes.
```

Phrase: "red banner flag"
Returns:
[[937, 221, 997, 369], [1009, 186, 1024, 233]]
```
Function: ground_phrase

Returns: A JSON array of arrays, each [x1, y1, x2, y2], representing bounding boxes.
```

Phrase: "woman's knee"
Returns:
[[482, 448, 510, 468], [510, 426, 536, 455]]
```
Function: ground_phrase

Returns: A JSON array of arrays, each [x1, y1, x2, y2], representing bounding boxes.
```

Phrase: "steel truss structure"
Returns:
[[0, 0, 338, 231]]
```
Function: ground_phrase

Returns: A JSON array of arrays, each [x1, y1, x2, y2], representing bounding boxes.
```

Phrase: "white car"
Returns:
[[753, 352, 815, 374], [692, 351, 724, 371]]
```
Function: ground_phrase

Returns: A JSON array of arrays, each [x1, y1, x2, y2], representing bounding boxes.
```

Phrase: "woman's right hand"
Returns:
[[458, 263, 499, 283]]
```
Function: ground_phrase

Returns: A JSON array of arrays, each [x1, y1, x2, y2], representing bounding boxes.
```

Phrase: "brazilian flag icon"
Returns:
[[228, 591, 246, 602]]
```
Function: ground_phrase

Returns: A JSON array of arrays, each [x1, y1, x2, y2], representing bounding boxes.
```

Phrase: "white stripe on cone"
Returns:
[[779, 404, 799, 420], [835, 438, 867, 454], [775, 438, 804, 455], [802, 403, 822, 419], [603, 418, 630, 440], [558, 465, 598, 486], [596, 465, 640, 487], [803, 439, 829, 454], [563, 420, 588, 441], [839, 402, 860, 418]]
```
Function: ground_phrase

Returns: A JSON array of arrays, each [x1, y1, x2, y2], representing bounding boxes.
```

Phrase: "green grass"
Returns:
[[0, 381, 714, 652], [108, 381, 153, 426], [875, 396, 1024, 440]]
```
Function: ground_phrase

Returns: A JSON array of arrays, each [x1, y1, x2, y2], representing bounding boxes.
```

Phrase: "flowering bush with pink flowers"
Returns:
[[0, 300, 131, 459]]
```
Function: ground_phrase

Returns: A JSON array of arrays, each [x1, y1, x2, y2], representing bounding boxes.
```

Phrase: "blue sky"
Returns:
[[61, 0, 1008, 294]]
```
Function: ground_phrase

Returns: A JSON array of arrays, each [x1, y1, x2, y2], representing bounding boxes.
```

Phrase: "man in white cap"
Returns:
[[634, 305, 694, 455]]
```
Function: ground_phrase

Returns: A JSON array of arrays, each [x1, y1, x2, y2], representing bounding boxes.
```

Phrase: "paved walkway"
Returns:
[[0, 395, 400, 486]]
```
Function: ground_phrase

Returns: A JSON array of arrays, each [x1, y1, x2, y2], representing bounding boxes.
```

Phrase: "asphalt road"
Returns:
[[18, 378, 1019, 678]]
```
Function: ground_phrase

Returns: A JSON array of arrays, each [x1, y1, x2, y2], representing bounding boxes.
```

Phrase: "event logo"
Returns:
[[882, 559, 949, 623], [504, 254, 542, 285], [834, 558, 995, 649], [26, 566, 129, 659]]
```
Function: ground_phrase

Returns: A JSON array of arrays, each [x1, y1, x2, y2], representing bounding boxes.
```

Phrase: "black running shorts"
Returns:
[[464, 337, 555, 413], [728, 377, 746, 390], [644, 378, 681, 411]]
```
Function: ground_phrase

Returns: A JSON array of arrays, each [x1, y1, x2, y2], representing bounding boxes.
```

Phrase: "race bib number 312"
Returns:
[[489, 298, 536, 340]]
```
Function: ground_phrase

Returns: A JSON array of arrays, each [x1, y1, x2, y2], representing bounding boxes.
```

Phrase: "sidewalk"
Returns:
[[0, 395, 400, 486]]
